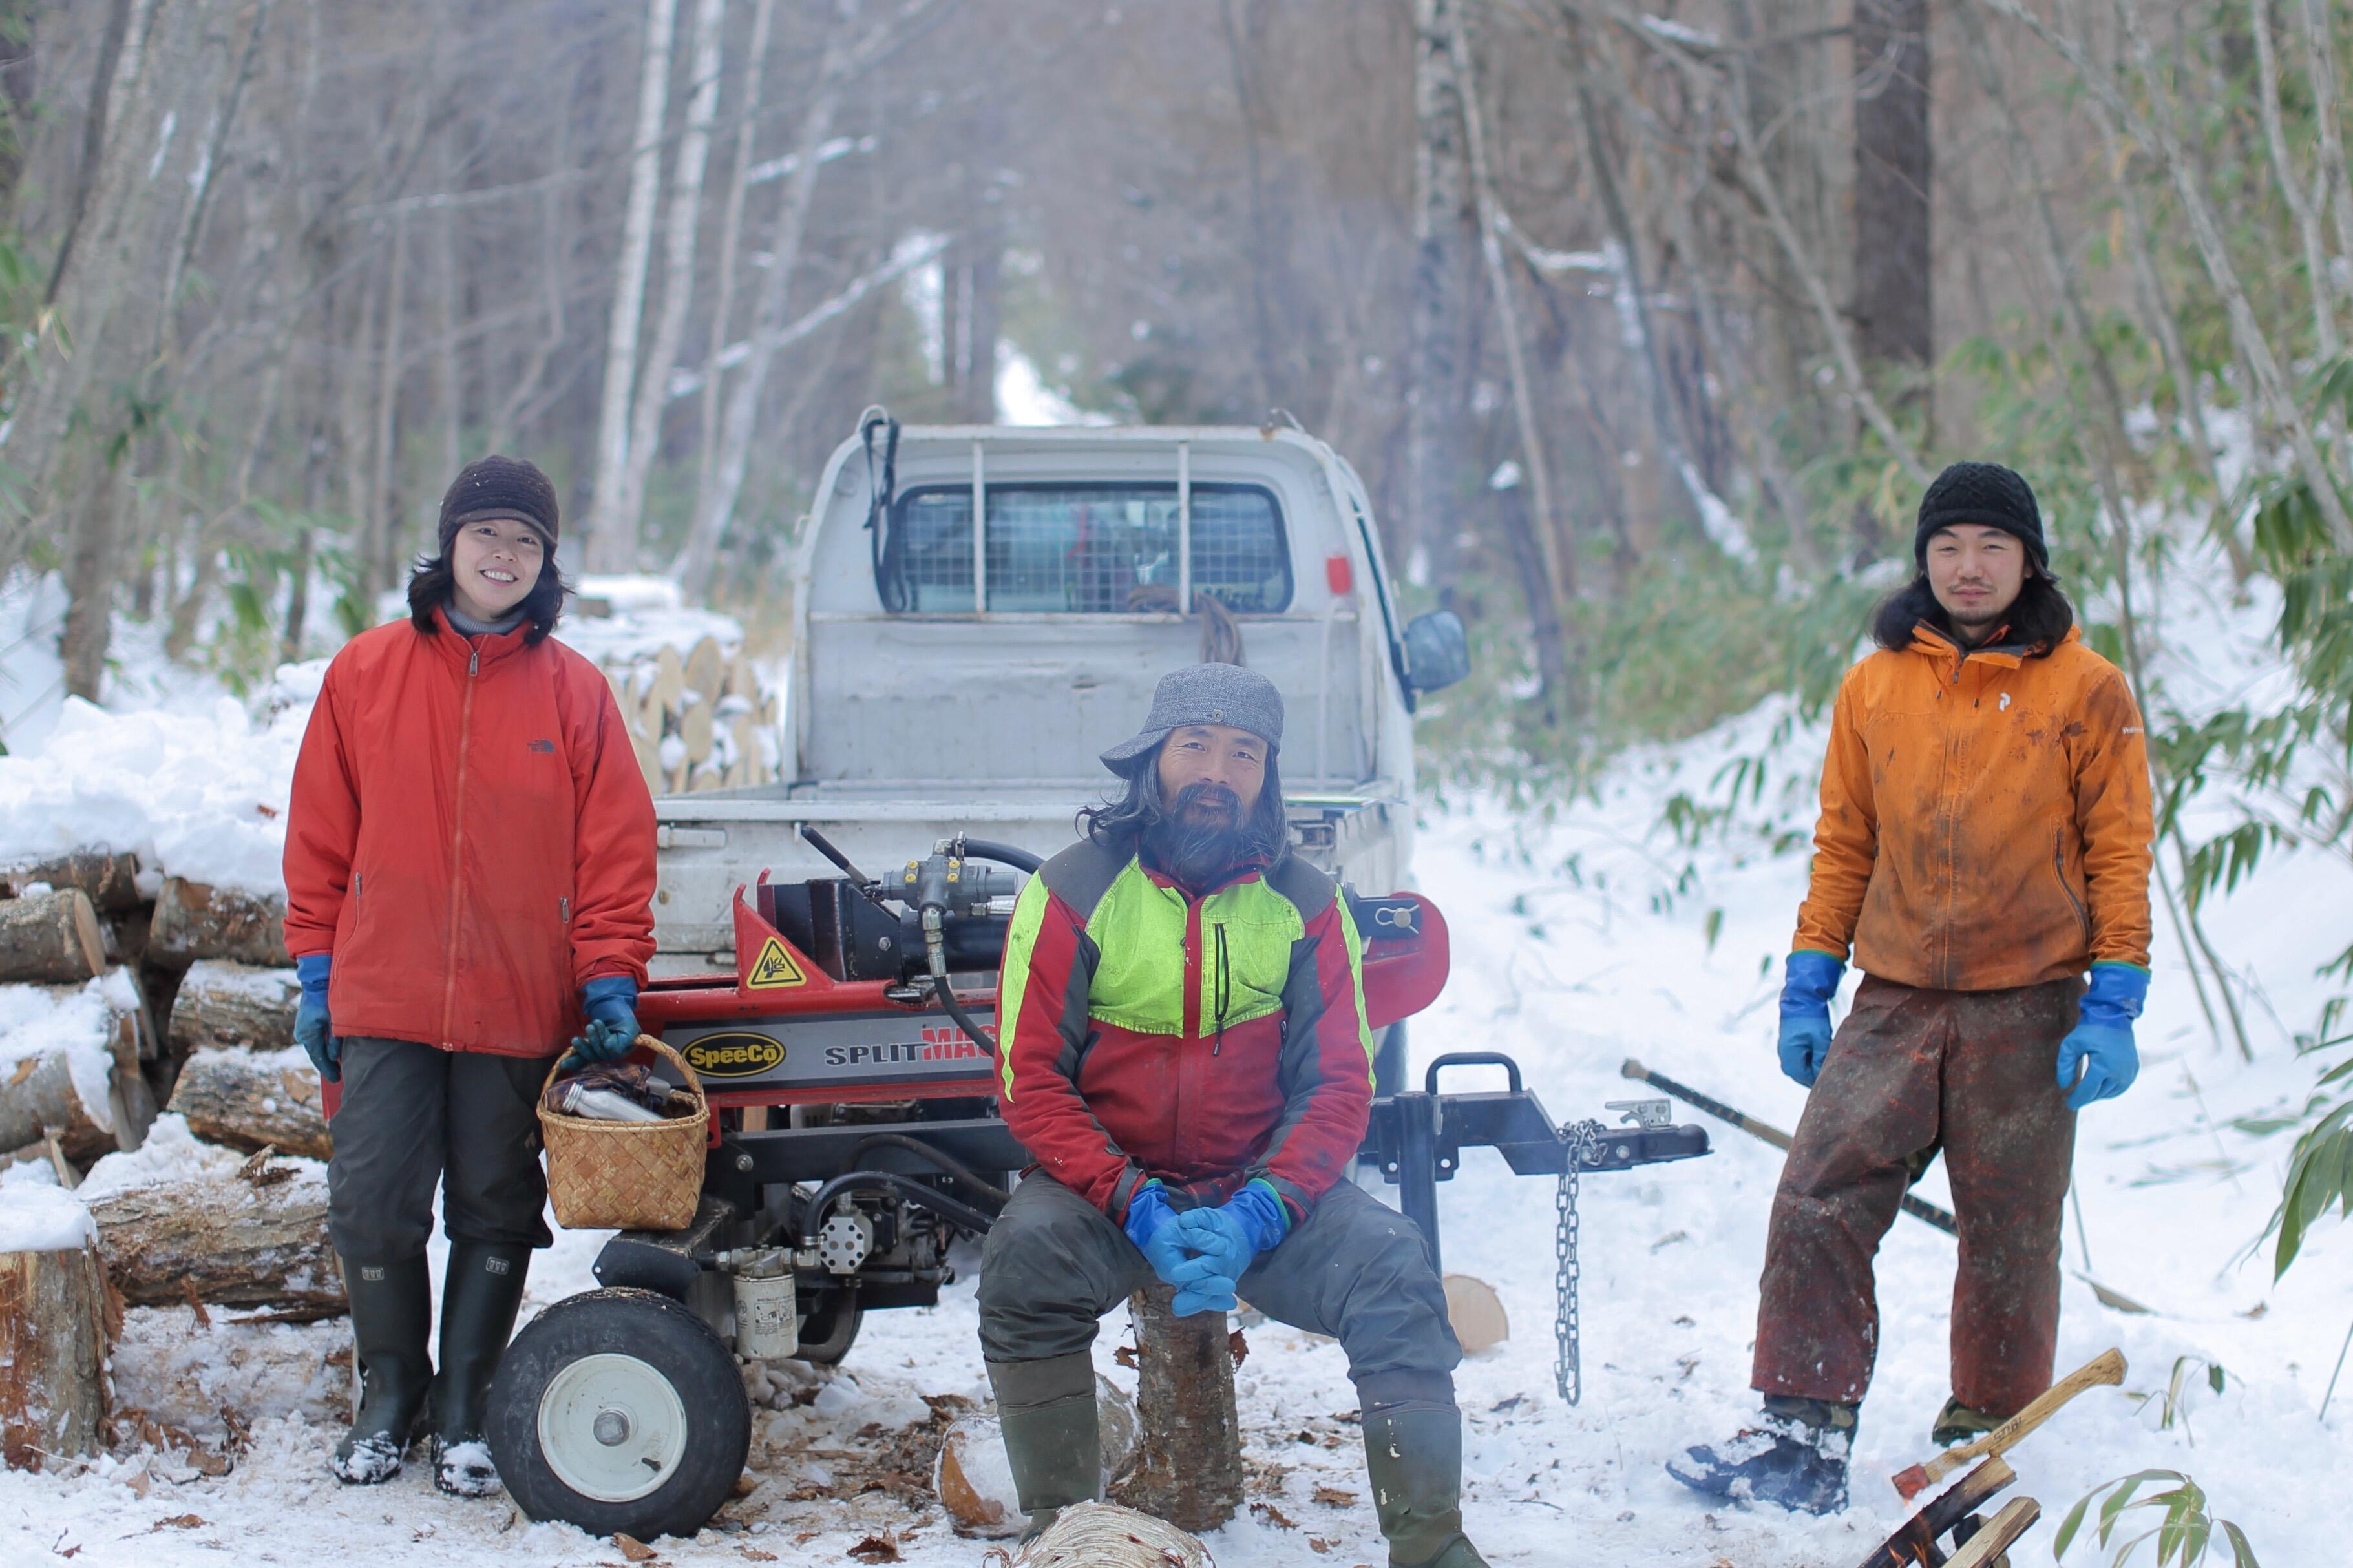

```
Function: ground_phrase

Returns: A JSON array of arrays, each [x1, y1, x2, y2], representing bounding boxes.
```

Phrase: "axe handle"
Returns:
[[1620, 1058, 1961, 1238], [1914, 1348, 2127, 1491]]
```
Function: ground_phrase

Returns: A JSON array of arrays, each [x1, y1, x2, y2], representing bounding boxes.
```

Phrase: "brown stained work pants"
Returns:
[[1751, 975, 2082, 1419]]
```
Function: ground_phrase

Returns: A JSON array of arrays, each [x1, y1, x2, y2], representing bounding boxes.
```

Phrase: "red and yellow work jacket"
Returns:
[[996, 839, 1375, 1224], [1794, 623, 2155, 991]]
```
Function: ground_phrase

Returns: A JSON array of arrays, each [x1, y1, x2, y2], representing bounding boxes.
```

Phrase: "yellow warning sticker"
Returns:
[[744, 936, 808, 989]]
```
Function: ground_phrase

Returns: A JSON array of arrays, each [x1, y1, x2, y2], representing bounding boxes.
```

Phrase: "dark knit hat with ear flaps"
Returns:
[[437, 455, 559, 554], [1914, 461, 2047, 571]]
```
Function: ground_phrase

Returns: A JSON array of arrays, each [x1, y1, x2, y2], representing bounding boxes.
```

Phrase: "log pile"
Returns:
[[167, 1049, 331, 1161], [0, 1224, 120, 1469], [166, 961, 300, 1056], [0, 977, 157, 1162], [148, 878, 293, 968], [85, 1154, 343, 1310], [602, 634, 782, 797]]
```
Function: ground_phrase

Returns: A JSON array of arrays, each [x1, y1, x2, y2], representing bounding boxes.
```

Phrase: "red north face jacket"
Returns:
[[282, 609, 657, 1056], [995, 839, 1376, 1224]]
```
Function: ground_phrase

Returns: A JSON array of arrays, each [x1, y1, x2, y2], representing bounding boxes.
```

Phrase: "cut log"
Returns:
[[167, 1049, 330, 1160], [1110, 1282, 1243, 1532], [1020, 1501, 1210, 1567], [87, 1164, 344, 1310], [0, 1200, 119, 1469], [0, 889, 106, 985], [166, 960, 301, 1054], [0, 848, 143, 911], [683, 634, 724, 706], [0, 1047, 117, 1164], [147, 879, 292, 968]]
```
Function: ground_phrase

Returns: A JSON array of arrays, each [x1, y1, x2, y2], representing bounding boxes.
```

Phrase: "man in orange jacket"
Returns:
[[1670, 462, 2155, 1513]]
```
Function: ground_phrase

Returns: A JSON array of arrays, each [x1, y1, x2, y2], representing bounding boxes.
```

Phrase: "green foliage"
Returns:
[[2052, 1470, 2259, 1568], [2123, 1357, 2230, 1445], [2271, 1051, 2353, 1279]]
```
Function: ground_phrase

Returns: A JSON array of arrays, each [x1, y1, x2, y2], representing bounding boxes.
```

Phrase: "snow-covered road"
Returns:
[[10, 747, 2353, 1567]]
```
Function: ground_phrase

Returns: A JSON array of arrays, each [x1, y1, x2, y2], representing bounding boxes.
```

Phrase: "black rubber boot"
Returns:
[[330, 1254, 434, 1484], [428, 1240, 533, 1497], [1359, 1373, 1488, 1568], [987, 1354, 1100, 1542], [1930, 1394, 2002, 1449], [1666, 1396, 1855, 1514]]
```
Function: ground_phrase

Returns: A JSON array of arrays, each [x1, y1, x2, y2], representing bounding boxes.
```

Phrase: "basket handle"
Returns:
[[540, 1032, 706, 1107]]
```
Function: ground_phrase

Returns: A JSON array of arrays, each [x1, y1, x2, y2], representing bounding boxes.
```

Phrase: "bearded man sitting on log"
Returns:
[[978, 663, 1484, 1568]]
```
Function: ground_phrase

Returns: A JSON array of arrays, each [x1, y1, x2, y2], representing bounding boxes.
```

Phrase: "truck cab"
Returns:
[[647, 412, 1468, 973]]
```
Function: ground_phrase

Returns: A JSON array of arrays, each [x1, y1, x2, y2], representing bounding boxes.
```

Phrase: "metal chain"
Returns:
[[1555, 1120, 1604, 1406]]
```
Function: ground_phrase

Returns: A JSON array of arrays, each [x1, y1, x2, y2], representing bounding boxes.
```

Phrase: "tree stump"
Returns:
[[0, 888, 106, 985], [87, 1162, 344, 1310], [166, 961, 301, 1054], [147, 879, 291, 968], [0, 1202, 119, 1469], [1109, 1282, 1243, 1532], [0, 848, 143, 911], [167, 1049, 331, 1160]]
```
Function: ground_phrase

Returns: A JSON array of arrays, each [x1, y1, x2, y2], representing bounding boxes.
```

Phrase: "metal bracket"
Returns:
[[1605, 1098, 1672, 1129]]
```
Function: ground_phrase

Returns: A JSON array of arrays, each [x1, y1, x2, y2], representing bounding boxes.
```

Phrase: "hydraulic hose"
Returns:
[[846, 1132, 1011, 1207], [955, 839, 1042, 874], [798, 1169, 1000, 1246]]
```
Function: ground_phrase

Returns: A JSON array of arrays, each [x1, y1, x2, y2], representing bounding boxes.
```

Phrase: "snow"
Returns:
[[75, 1113, 254, 1198], [0, 979, 123, 1135], [552, 580, 748, 669], [0, 1180, 94, 1252]]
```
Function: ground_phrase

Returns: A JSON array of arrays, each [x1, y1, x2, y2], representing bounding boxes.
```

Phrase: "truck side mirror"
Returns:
[[1403, 611, 1470, 695]]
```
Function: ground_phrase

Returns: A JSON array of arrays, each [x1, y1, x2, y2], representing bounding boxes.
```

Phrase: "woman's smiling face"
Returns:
[[448, 516, 545, 623]]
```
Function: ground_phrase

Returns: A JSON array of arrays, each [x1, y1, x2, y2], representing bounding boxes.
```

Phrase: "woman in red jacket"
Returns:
[[281, 455, 657, 1497]]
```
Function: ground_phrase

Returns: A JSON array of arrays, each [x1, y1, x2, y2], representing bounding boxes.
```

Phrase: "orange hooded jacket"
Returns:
[[282, 609, 657, 1056], [1792, 623, 2154, 992]]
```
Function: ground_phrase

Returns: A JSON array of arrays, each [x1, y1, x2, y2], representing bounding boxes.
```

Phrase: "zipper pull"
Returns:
[[560, 895, 570, 923], [469, 649, 480, 675]]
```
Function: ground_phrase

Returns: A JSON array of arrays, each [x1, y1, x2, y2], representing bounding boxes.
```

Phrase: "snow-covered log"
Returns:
[[0, 1191, 117, 1468], [0, 889, 106, 985], [166, 1048, 330, 1160], [0, 848, 143, 912], [0, 1047, 116, 1163], [0, 976, 157, 1163], [1110, 1282, 1243, 1532], [166, 960, 299, 1054], [147, 879, 292, 968], [86, 1155, 343, 1310]]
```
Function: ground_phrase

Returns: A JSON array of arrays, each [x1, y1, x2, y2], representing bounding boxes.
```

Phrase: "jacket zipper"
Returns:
[[440, 647, 480, 1048], [2053, 829, 2092, 943], [560, 895, 569, 923], [1176, 890, 1204, 1174], [1212, 924, 1230, 1056]]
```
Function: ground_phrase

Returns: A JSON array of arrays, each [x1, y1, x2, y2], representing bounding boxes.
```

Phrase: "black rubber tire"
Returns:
[[486, 1287, 750, 1541]]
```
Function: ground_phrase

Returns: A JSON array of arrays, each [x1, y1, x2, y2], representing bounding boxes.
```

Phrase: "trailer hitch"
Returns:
[[1356, 1051, 1711, 1405]]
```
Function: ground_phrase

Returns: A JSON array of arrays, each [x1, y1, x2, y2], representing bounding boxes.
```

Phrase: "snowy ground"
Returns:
[[6, 557, 2353, 1563]]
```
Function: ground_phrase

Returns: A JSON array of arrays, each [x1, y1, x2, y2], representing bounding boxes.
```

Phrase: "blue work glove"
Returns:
[[1778, 951, 1844, 1088], [294, 954, 339, 1083], [564, 976, 642, 1071], [1123, 1182, 1194, 1286], [2058, 963, 2147, 1111], [1167, 1182, 1289, 1317]]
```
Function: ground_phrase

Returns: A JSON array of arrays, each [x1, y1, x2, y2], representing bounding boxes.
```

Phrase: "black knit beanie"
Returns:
[[1914, 461, 2045, 571], [438, 455, 559, 554]]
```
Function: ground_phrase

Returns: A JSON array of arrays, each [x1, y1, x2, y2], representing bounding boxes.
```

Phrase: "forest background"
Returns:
[[1, 0, 2352, 1291]]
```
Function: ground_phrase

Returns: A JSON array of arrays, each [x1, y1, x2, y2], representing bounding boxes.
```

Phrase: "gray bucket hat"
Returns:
[[1101, 663, 1285, 769]]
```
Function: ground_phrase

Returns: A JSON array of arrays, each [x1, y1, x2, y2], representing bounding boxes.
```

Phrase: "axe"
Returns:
[[1890, 1347, 2127, 1501]]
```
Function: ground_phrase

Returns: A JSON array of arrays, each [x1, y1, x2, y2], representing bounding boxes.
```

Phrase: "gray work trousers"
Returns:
[[326, 1036, 556, 1263], [976, 1173, 1462, 1383]]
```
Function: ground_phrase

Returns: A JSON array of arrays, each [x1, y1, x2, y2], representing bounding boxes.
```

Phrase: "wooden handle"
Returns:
[[1919, 1348, 2125, 1488], [1943, 1497, 2043, 1568]]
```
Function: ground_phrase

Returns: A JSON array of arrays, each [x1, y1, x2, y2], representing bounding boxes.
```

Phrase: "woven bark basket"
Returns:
[[538, 1034, 708, 1232]]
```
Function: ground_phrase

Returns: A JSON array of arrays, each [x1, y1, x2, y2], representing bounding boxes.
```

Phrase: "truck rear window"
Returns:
[[878, 483, 1292, 613]]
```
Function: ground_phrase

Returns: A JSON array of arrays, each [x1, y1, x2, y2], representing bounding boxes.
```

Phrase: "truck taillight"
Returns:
[[1325, 554, 1353, 595]]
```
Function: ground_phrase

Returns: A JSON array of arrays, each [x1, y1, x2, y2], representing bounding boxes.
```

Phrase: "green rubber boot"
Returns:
[[987, 1354, 1100, 1542], [1361, 1385, 1488, 1568], [1930, 1394, 2003, 1449], [330, 1255, 434, 1484]]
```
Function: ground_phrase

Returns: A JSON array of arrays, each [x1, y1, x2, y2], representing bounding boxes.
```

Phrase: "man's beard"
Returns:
[[1143, 782, 1254, 889]]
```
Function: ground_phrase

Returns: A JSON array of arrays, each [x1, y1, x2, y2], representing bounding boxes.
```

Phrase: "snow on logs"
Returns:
[[0, 977, 157, 1162], [0, 1189, 118, 1467], [166, 961, 299, 1056], [602, 635, 782, 797], [79, 1127, 343, 1311]]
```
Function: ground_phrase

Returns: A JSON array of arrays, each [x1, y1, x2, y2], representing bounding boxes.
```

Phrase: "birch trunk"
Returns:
[[678, 0, 860, 597], [2295, 0, 2353, 281], [587, 0, 681, 572], [617, 0, 726, 538], [2254, 0, 2340, 360], [1852, 0, 1933, 412], [693, 0, 779, 537], [1109, 1283, 1243, 1532], [1406, 0, 1478, 591]]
